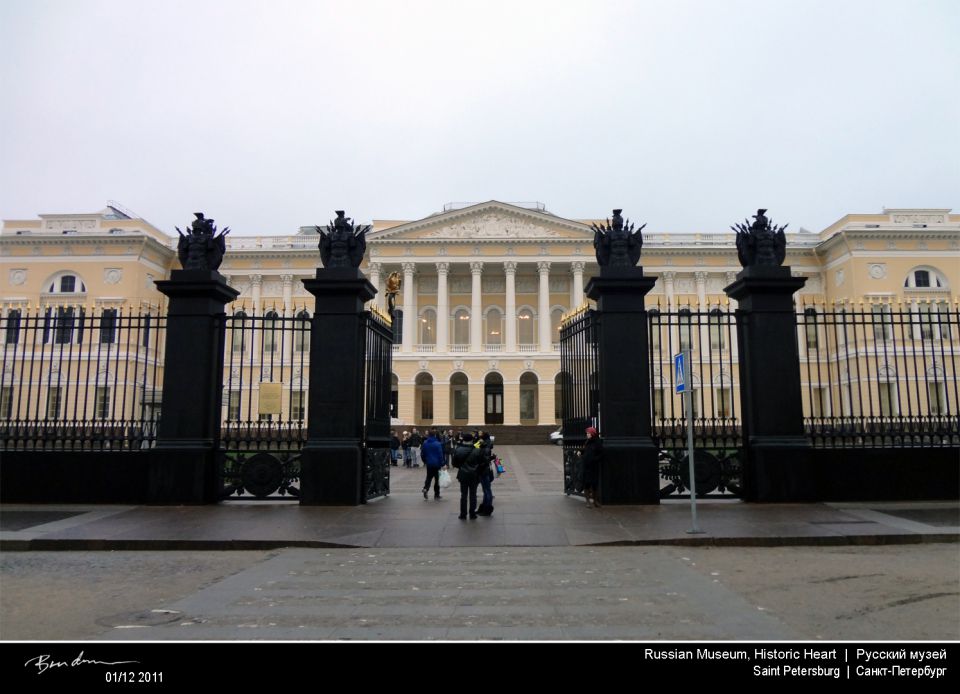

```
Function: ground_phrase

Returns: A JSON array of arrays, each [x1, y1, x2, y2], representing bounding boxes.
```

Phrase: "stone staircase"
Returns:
[[481, 424, 558, 446]]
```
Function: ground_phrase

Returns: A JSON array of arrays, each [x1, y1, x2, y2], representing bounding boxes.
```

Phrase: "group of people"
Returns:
[[389, 428, 500, 520], [388, 425, 604, 516]]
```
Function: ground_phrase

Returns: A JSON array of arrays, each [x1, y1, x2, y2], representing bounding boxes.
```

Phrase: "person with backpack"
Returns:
[[452, 431, 484, 520], [420, 429, 446, 500]]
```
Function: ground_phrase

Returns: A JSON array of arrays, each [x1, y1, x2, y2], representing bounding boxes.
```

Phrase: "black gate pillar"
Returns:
[[152, 269, 238, 503], [299, 267, 376, 505], [725, 210, 811, 501], [585, 268, 662, 504]]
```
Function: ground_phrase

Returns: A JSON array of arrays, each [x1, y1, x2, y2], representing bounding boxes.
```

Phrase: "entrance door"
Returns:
[[484, 373, 504, 424]]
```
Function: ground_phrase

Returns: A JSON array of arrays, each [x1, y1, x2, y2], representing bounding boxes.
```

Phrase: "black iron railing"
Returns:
[[362, 309, 394, 501], [0, 306, 164, 450], [559, 308, 600, 495], [797, 301, 959, 448]]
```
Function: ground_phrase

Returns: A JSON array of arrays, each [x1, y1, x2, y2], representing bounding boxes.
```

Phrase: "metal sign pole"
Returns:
[[684, 348, 702, 534]]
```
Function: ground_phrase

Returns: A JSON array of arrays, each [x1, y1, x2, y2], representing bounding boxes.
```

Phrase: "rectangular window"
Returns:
[[872, 304, 893, 341], [95, 387, 110, 419], [142, 314, 152, 348], [651, 388, 665, 420], [928, 382, 946, 415], [100, 309, 118, 344], [916, 303, 935, 340], [0, 386, 13, 419], [811, 387, 830, 418], [294, 321, 309, 352], [678, 312, 693, 352], [227, 391, 241, 421], [259, 413, 273, 422], [263, 320, 278, 352], [879, 383, 898, 417], [46, 387, 62, 419], [5, 309, 21, 345], [453, 389, 469, 420], [709, 313, 726, 350], [937, 302, 952, 340], [290, 391, 305, 420], [60, 275, 76, 292], [519, 389, 536, 420], [805, 320, 819, 351], [55, 307, 74, 344], [716, 388, 732, 418], [420, 389, 434, 420]]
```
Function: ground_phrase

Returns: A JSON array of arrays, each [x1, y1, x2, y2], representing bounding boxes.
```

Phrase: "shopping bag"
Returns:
[[439, 468, 451, 488]]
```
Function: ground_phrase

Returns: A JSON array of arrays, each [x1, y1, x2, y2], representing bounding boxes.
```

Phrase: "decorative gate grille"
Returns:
[[219, 309, 310, 500], [362, 309, 394, 502], [559, 308, 600, 495], [648, 306, 743, 498]]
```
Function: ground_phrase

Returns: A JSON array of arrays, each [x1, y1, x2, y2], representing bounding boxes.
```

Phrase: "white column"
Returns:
[[367, 262, 382, 309], [538, 261, 551, 352], [695, 271, 708, 309], [662, 271, 676, 311], [402, 262, 416, 353], [251, 274, 262, 315], [504, 261, 517, 353], [725, 271, 739, 355], [250, 274, 263, 362], [436, 262, 449, 352], [281, 274, 293, 316], [571, 261, 585, 307], [470, 261, 483, 352], [725, 271, 738, 310]]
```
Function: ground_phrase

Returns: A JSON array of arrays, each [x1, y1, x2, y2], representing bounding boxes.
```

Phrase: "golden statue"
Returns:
[[385, 271, 402, 312]]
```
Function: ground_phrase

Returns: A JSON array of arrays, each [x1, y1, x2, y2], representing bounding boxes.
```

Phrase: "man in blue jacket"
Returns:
[[420, 429, 446, 500]]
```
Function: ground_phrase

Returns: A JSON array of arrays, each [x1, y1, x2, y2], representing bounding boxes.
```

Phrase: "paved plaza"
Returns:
[[1, 446, 957, 641]]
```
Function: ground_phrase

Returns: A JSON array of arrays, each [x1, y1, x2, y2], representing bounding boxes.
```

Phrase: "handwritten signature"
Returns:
[[24, 651, 140, 675]]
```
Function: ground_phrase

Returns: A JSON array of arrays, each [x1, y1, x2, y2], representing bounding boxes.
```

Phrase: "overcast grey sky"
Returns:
[[1, 0, 958, 236]]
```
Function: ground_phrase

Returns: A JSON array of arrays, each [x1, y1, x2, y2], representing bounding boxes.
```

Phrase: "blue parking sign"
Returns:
[[675, 353, 686, 394]]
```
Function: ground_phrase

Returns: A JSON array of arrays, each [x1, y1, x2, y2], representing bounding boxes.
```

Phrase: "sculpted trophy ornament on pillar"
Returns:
[[176, 213, 229, 271], [317, 210, 370, 269], [732, 209, 788, 267], [591, 209, 645, 268]]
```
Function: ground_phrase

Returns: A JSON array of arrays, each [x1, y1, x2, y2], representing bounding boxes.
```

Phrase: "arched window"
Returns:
[[419, 308, 436, 345], [232, 311, 248, 352], [263, 311, 279, 352], [678, 308, 693, 351], [46, 273, 87, 294], [550, 308, 564, 346], [294, 310, 310, 352], [453, 308, 470, 345], [904, 267, 947, 289], [518, 308, 535, 346], [709, 308, 727, 351], [486, 308, 503, 346]]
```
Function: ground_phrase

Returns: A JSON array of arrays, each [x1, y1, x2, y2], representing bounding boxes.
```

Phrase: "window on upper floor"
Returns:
[[904, 267, 947, 290], [46, 273, 86, 294]]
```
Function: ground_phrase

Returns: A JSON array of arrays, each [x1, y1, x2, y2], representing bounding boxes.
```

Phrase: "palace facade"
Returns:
[[2, 201, 957, 431]]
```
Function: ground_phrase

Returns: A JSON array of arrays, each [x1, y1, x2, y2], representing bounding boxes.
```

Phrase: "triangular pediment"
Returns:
[[368, 201, 593, 242]]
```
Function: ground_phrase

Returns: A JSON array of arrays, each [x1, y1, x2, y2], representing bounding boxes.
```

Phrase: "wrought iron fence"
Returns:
[[797, 300, 959, 448], [0, 305, 165, 450], [362, 308, 394, 501], [219, 307, 311, 499], [647, 305, 742, 497], [559, 308, 600, 495]]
